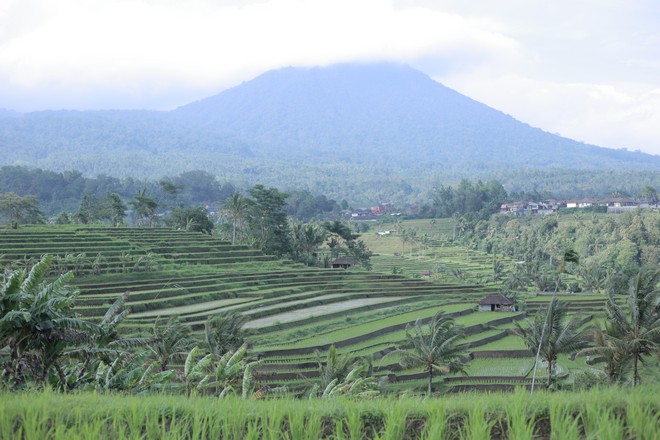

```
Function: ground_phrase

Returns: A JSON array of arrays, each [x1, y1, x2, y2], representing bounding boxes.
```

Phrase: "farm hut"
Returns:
[[331, 257, 359, 269], [478, 294, 515, 312]]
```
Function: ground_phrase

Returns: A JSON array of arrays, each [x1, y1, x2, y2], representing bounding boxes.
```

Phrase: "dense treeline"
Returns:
[[0, 166, 341, 221], [2, 166, 660, 222], [423, 179, 508, 219], [0, 186, 370, 269], [0, 166, 237, 215], [216, 187, 372, 268], [458, 210, 659, 294]]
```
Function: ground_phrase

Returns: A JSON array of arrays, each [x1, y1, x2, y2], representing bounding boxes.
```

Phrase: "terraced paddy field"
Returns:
[[360, 218, 519, 286], [360, 218, 582, 291], [0, 225, 626, 395]]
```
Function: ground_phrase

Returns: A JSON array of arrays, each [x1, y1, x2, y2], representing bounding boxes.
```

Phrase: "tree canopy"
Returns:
[[0, 192, 45, 226]]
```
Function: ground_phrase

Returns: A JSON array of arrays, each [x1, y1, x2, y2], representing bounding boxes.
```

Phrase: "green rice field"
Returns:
[[2, 386, 658, 439], [0, 223, 645, 394]]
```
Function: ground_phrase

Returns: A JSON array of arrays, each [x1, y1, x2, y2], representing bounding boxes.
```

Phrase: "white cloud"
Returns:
[[441, 72, 660, 154], [0, 0, 659, 154], [0, 0, 521, 106]]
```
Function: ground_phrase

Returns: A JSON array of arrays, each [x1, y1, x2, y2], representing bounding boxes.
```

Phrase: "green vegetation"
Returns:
[[1, 387, 658, 439], [2, 63, 659, 209], [516, 298, 591, 388], [2, 223, 657, 397], [391, 311, 469, 395], [460, 209, 659, 294], [2, 60, 659, 436], [0, 206, 657, 440], [0, 192, 45, 227]]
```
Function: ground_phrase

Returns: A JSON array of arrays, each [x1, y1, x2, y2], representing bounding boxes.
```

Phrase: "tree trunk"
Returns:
[[633, 351, 639, 387], [54, 362, 69, 392], [427, 365, 433, 396]]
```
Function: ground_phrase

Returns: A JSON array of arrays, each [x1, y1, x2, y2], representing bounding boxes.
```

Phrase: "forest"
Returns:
[[2, 165, 659, 221]]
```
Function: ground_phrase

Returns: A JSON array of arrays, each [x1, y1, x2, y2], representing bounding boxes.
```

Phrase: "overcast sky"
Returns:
[[1, 0, 659, 155]]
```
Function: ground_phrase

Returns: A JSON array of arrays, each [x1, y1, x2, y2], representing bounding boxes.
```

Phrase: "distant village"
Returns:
[[499, 197, 658, 215], [340, 203, 402, 220], [337, 197, 657, 222]]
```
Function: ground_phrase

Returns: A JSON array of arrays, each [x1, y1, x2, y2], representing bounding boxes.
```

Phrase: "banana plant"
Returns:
[[183, 346, 213, 398], [320, 364, 379, 399]]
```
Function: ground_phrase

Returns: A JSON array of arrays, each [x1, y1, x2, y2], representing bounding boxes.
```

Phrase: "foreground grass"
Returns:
[[2, 386, 658, 439]]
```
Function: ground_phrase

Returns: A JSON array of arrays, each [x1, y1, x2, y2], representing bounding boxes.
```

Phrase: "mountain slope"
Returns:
[[0, 62, 657, 187], [173, 62, 656, 170]]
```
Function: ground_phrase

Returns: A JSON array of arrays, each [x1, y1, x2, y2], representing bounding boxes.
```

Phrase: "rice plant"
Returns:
[[458, 404, 498, 440], [548, 401, 581, 440]]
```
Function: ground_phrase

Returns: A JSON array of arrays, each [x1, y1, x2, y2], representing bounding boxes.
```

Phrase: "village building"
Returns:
[[419, 270, 432, 278], [500, 200, 561, 216], [330, 257, 359, 269], [478, 294, 515, 312]]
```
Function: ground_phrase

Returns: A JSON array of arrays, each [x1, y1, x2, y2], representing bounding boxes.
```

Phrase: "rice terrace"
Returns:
[[1, 209, 658, 438]]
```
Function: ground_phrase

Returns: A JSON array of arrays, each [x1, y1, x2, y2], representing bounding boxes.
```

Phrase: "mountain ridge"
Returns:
[[0, 62, 657, 187]]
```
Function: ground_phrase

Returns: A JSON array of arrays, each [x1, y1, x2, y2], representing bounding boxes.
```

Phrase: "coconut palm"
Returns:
[[130, 187, 158, 227], [204, 312, 247, 358], [222, 192, 249, 245], [516, 298, 591, 387], [601, 268, 659, 386], [394, 311, 468, 395], [578, 322, 629, 384], [290, 222, 327, 265], [148, 316, 195, 372], [316, 344, 359, 389], [505, 267, 531, 292]]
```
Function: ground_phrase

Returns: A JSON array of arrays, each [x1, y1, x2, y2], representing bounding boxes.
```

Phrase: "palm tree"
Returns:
[[316, 344, 359, 389], [516, 298, 591, 388], [601, 268, 659, 386], [148, 317, 194, 372], [394, 311, 468, 395], [578, 322, 629, 384], [204, 312, 247, 358], [505, 267, 531, 292], [222, 192, 249, 245], [130, 187, 158, 227], [290, 222, 327, 265]]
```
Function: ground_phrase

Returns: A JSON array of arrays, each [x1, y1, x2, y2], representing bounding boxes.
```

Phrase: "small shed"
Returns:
[[478, 294, 514, 312], [331, 257, 359, 269]]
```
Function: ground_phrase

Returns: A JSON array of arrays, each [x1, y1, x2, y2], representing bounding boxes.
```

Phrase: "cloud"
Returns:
[[0, 0, 658, 155], [0, 0, 520, 109], [440, 72, 660, 155]]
